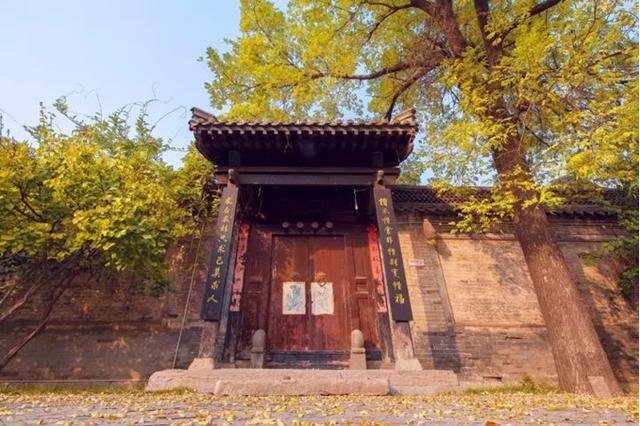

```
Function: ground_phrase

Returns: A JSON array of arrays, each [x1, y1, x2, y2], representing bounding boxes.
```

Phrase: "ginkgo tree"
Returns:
[[204, 0, 637, 394], [0, 101, 214, 369]]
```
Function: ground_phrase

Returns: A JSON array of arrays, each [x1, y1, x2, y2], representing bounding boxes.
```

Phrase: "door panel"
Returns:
[[347, 232, 381, 352], [269, 236, 310, 351], [307, 236, 349, 351], [236, 227, 272, 358], [268, 235, 351, 352], [236, 225, 385, 364]]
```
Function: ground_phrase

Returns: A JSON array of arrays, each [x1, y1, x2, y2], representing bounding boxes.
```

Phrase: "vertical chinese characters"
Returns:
[[373, 187, 412, 321], [378, 196, 404, 307], [201, 185, 239, 320]]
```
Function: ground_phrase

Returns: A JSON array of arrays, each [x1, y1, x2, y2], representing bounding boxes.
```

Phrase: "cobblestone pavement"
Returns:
[[0, 389, 637, 425]]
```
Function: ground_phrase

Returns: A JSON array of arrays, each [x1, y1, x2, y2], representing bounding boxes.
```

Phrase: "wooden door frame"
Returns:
[[224, 222, 393, 366]]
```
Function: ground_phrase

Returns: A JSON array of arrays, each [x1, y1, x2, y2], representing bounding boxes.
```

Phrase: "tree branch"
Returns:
[[16, 184, 45, 221], [310, 62, 414, 81], [0, 282, 44, 323], [384, 71, 427, 119], [474, 0, 491, 44], [0, 256, 48, 309], [524, 125, 551, 147], [529, 0, 565, 17], [0, 254, 81, 324], [474, 0, 504, 65], [408, 0, 436, 15], [0, 283, 17, 309], [12, 205, 41, 222], [362, 0, 436, 15], [501, 0, 567, 39], [364, 3, 415, 44], [0, 270, 76, 371], [430, 1, 469, 57]]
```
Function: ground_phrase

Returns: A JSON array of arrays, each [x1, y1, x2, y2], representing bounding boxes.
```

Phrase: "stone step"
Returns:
[[146, 368, 460, 396]]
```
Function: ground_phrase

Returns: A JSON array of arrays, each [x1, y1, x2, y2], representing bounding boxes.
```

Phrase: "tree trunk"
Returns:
[[492, 140, 622, 396], [0, 282, 44, 324], [511, 205, 622, 395], [428, 0, 620, 395], [0, 272, 76, 371], [0, 257, 73, 324]]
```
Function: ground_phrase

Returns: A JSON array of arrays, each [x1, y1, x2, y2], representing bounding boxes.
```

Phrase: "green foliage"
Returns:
[[603, 208, 639, 301], [396, 151, 426, 185], [171, 144, 218, 230], [578, 252, 600, 267], [0, 101, 213, 293], [204, 0, 637, 212], [204, 0, 637, 296]]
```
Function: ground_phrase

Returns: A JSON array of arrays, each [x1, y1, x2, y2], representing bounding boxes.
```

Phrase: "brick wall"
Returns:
[[397, 217, 557, 385], [0, 231, 215, 381], [558, 239, 638, 391], [398, 212, 638, 391], [0, 215, 637, 393]]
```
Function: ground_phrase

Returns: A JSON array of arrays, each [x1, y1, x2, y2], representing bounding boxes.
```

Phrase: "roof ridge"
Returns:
[[189, 108, 417, 129]]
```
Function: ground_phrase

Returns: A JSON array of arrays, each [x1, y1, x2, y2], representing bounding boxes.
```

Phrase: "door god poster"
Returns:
[[311, 282, 334, 315], [282, 282, 306, 314]]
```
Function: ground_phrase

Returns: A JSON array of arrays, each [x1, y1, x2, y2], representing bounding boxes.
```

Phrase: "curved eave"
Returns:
[[190, 108, 417, 167]]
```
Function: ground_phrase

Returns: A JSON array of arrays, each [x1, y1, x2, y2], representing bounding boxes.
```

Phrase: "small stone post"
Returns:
[[350, 329, 367, 370], [250, 329, 266, 368]]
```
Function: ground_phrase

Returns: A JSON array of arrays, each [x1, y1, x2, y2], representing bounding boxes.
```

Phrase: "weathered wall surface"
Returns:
[[398, 219, 557, 386], [557, 238, 638, 392], [0, 233, 213, 382], [398, 213, 638, 391], [0, 216, 637, 393]]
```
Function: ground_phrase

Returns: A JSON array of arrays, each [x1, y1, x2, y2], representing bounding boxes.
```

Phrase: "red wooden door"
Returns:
[[268, 235, 350, 352]]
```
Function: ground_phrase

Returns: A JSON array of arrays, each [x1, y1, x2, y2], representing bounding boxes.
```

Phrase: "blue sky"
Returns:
[[0, 1, 287, 167]]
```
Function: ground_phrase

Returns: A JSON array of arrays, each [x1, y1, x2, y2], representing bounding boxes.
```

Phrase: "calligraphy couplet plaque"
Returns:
[[201, 183, 239, 320], [373, 185, 413, 321]]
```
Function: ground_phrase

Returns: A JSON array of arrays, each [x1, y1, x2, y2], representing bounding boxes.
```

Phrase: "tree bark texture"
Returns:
[[492, 139, 622, 395], [414, 0, 620, 393], [512, 205, 622, 395]]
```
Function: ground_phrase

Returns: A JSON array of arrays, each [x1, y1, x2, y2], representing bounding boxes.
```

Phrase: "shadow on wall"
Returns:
[[432, 226, 638, 391], [425, 229, 558, 384], [406, 225, 462, 372], [434, 233, 548, 329], [0, 233, 213, 381], [561, 242, 639, 393], [0, 325, 201, 381]]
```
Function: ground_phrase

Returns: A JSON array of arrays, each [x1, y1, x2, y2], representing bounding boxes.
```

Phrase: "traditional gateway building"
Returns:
[[1, 109, 637, 394], [186, 107, 427, 373]]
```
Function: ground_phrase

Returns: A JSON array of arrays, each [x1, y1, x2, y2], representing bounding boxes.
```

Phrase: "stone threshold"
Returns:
[[146, 368, 460, 396]]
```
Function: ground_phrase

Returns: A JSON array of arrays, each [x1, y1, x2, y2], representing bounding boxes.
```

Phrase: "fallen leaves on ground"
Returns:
[[0, 387, 636, 425]]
